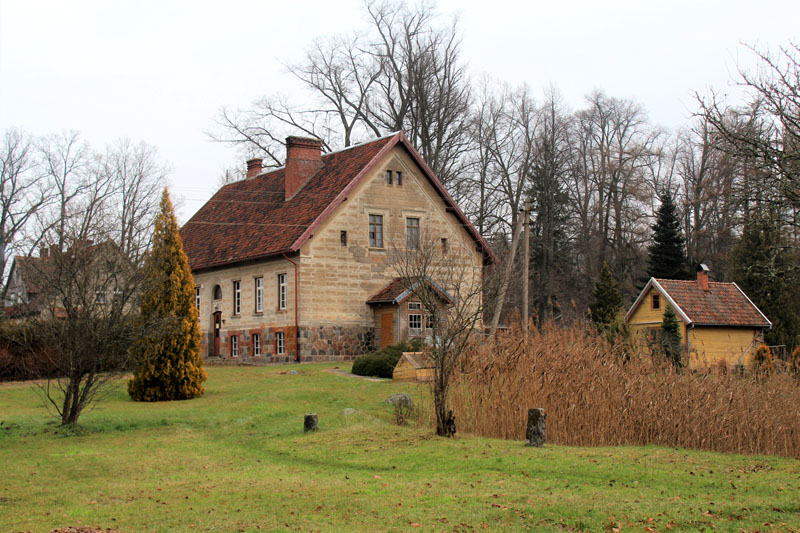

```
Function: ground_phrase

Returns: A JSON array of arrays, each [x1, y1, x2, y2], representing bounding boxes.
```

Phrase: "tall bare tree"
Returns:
[[103, 139, 170, 263], [212, 1, 472, 186], [0, 129, 49, 278], [698, 42, 800, 217]]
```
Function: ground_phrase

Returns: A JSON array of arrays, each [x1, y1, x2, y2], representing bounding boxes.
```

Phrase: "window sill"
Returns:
[[368, 247, 386, 252], [252, 312, 263, 317]]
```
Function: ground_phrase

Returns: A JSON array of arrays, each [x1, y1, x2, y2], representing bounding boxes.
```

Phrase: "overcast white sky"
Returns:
[[1, 0, 798, 222]]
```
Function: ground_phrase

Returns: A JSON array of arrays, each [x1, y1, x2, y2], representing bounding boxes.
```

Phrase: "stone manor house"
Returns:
[[180, 132, 493, 361]]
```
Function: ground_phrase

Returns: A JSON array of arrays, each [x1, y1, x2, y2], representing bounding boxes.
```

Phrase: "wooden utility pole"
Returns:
[[522, 199, 531, 334], [490, 206, 524, 337]]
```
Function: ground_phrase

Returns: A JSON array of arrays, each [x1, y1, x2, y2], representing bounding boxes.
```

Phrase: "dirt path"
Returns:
[[323, 368, 388, 382]]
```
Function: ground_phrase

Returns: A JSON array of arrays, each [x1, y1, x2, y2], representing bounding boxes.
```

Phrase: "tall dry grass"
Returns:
[[447, 323, 800, 459]]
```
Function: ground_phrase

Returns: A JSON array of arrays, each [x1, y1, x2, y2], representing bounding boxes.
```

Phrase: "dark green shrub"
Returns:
[[351, 339, 424, 378]]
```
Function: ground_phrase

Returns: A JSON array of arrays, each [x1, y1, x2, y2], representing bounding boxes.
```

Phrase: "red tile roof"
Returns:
[[367, 278, 408, 304], [628, 278, 771, 327], [367, 276, 454, 305], [181, 132, 495, 271]]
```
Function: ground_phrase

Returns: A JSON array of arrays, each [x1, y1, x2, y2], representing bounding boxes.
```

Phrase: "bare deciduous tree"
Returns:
[[698, 42, 800, 215], [212, 1, 472, 186], [0, 129, 49, 278], [391, 230, 485, 437], [23, 239, 141, 425]]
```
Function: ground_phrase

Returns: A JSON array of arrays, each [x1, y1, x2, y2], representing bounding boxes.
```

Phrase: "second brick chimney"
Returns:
[[246, 158, 263, 180], [284, 136, 323, 200], [697, 263, 710, 292]]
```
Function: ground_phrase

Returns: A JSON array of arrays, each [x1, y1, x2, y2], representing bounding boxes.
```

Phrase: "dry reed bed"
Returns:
[[448, 324, 800, 459]]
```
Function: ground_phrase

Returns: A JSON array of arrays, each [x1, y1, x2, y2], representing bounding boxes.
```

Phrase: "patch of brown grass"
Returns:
[[448, 323, 800, 458]]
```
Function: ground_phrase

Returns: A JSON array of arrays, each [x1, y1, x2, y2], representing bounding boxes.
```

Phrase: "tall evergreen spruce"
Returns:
[[647, 193, 691, 280], [589, 261, 623, 329], [128, 189, 207, 401]]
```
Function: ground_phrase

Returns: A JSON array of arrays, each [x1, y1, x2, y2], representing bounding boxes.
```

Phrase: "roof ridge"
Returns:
[[219, 133, 400, 188], [323, 131, 401, 156]]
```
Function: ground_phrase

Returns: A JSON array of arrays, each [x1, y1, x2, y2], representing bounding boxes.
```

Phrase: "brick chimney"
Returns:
[[697, 263, 710, 292], [284, 136, 323, 200], [246, 158, 263, 180]]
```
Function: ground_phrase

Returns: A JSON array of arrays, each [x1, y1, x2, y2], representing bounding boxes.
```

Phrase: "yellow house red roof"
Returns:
[[626, 277, 771, 328]]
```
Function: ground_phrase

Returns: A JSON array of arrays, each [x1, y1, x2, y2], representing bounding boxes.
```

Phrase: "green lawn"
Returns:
[[1, 364, 798, 532]]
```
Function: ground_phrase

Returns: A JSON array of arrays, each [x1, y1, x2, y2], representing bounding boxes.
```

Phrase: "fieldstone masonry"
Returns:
[[302, 325, 374, 358]]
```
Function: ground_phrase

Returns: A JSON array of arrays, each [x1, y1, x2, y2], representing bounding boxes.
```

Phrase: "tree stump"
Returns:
[[304, 413, 318, 432], [525, 408, 545, 447]]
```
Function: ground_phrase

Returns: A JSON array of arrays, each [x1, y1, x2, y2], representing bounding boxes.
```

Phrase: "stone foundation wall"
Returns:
[[301, 325, 374, 358], [202, 323, 374, 362]]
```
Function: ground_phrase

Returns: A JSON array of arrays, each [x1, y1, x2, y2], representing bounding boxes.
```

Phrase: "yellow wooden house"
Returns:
[[626, 265, 771, 368]]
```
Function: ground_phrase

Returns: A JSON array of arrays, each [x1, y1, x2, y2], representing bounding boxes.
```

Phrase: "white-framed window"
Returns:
[[276, 331, 285, 355], [231, 335, 239, 357], [233, 280, 241, 315], [95, 290, 106, 304], [368, 214, 383, 248], [253, 333, 261, 356], [195, 287, 201, 309], [255, 277, 263, 313], [277, 273, 287, 310], [408, 302, 422, 310], [406, 217, 420, 250], [409, 314, 422, 336]]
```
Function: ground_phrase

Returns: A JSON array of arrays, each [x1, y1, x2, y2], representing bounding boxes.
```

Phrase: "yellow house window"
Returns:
[[652, 293, 661, 310]]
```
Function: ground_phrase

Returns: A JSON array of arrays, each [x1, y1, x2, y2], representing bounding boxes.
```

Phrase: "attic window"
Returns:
[[340, 231, 347, 246], [652, 293, 660, 310], [385, 170, 393, 185], [396, 171, 403, 186]]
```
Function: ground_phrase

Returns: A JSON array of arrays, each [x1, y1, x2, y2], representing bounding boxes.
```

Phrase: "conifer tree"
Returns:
[[128, 189, 207, 401], [730, 213, 800, 348], [589, 261, 623, 329], [659, 305, 683, 369], [647, 192, 691, 280]]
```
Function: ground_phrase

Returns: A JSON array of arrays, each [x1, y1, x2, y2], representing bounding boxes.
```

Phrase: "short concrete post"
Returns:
[[525, 408, 545, 447], [304, 413, 318, 432]]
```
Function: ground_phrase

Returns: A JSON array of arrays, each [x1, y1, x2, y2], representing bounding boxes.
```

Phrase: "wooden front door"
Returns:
[[212, 311, 221, 356], [380, 312, 394, 348]]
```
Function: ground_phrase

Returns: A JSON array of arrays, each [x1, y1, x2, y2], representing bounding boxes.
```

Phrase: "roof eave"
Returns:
[[625, 277, 693, 325], [190, 249, 296, 273]]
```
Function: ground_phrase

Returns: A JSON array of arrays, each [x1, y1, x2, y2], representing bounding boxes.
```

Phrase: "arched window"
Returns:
[[213, 284, 222, 300]]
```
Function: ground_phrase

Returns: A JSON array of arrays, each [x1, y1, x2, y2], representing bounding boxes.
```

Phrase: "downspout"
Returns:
[[283, 252, 300, 362], [686, 323, 693, 370]]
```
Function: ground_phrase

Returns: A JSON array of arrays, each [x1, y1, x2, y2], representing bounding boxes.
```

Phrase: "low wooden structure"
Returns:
[[393, 352, 434, 382]]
